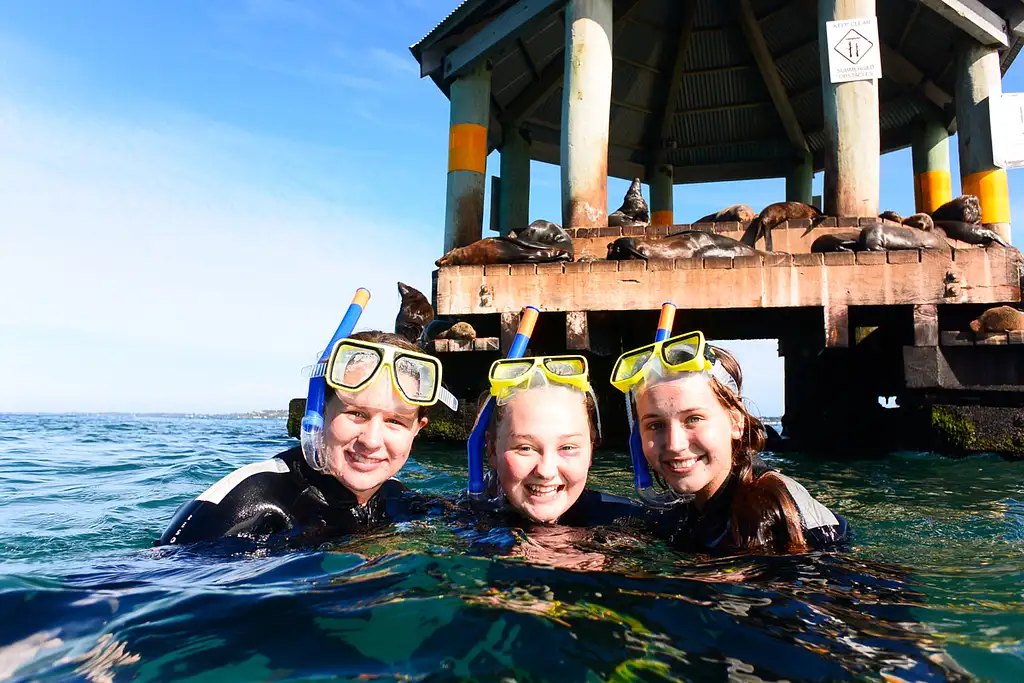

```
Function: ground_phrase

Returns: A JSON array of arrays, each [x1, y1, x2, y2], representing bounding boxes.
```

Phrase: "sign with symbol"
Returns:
[[991, 92, 1024, 169], [825, 17, 882, 83]]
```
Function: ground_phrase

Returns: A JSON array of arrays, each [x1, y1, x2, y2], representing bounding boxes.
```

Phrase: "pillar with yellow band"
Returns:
[[910, 115, 952, 214], [443, 61, 491, 254], [648, 164, 674, 226], [955, 40, 1011, 242], [786, 151, 813, 205]]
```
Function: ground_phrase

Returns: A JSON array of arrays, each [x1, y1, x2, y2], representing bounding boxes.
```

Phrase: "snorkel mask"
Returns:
[[301, 290, 459, 473], [610, 304, 739, 508], [488, 354, 602, 437]]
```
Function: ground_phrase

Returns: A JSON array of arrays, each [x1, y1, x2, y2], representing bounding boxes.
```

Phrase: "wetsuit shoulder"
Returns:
[[156, 448, 303, 546], [558, 489, 646, 527], [773, 473, 850, 550]]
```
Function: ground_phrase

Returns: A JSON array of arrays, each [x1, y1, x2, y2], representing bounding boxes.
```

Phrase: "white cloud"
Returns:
[[369, 47, 420, 76], [0, 99, 439, 413]]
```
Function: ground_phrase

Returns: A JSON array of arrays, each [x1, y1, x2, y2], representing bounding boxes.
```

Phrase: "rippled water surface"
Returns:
[[1, 413, 1022, 682]]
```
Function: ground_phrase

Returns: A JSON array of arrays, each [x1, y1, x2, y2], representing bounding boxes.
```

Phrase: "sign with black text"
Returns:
[[825, 17, 882, 84]]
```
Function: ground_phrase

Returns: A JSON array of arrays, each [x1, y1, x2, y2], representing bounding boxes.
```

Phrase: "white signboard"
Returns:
[[991, 92, 1024, 169], [825, 17, 882, 84]]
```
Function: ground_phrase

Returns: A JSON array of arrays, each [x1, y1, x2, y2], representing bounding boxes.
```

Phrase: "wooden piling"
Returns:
[[786, 150, 814, 205], [648, 164, 674, 226], [445, 61, 491, 253], [561, 0, 613, 229], [955, 37, 1011, 243], [498, 128, 531, 237], [818, 0, 880, 217], [911, 115, 953, 214]]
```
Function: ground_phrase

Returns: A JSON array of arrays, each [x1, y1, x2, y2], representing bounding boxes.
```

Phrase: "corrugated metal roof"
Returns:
[[413, 0, 1022, 183]]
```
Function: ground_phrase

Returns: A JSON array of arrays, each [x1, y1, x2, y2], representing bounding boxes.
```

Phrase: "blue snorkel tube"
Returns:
[[627, 302, 689, 508], [466, 305, 540, 500], [301, 288, 371, 472]]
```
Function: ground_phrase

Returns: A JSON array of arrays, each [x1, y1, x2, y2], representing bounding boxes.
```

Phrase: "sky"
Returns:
[[0, 0, 1021, 417]]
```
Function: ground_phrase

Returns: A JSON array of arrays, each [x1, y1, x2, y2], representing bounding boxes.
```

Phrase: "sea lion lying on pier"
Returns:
[[694, 204, 757, 224], [741, 201, 823, 247], [434, 321, 477, 341], [901, 213, 934, 232], [934, 220, 1011, 247], [507, 219, 574, 259], [811, 232, 860, 253], [607, 231, 757, 260], [970, 305, 1024, 334], [857, 219, 948, 251], [879, 210, 903, 223], [435, 237, 572, 267], [931, 195, 981, 224], [395, 282, 434, 344], [608, 178, 650, 227]]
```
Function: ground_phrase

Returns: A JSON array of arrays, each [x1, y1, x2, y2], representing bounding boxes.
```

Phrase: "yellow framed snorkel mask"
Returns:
[[488, 355, 592, 405], [325, 338, 455, 409], [610, 331, 717, 395]]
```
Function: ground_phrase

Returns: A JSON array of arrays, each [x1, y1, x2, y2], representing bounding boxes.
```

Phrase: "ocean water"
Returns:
[[0, 413, 1021, 682]]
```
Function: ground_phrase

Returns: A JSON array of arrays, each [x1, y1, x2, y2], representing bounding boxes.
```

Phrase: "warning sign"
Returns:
[[991, 92, 1024, 169], [825, 17, 882, 84]]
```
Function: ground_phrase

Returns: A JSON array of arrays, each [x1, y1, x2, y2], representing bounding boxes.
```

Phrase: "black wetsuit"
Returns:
[[156, 446, 421, 547], [656, 455, 850, 553]]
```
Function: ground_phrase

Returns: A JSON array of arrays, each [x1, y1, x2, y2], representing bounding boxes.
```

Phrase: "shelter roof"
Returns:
[[410, 0, 1023, 184]]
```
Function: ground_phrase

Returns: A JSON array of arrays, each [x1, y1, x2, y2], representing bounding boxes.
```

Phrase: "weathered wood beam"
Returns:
[[645, 0, 700, 163], [443, 0, 567, 81], [735, 0, 809, 154], [919, 0, 1010, 48], [880, 43, 954, 113]]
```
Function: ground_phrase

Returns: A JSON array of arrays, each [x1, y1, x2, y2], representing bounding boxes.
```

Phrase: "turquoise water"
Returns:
[[0, 413, 1021, 681]]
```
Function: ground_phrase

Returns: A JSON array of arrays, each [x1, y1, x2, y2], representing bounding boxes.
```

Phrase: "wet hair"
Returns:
[[704, 346, 808, 553], [478, 384, 601, 450], [324, 330, 433, 419]]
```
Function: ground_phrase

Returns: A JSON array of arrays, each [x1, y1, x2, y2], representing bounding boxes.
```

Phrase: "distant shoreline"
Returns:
[[0, 411, 288, 419]]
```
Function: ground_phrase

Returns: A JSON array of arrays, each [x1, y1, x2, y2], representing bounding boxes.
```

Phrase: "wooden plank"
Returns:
[[735, 0, 807, 153], [566, 311, 589, 350], [941, 330, 974, 346], [976, 332, 1009, 345], [913, 304, 939, 347], [1010, 330, 1024, 344], [825, 304, 850, 348], [919, 0, 1010, 47]]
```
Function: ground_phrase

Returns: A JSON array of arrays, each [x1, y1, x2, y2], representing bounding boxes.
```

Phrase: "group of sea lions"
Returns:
[[396, 281, 478, 348]]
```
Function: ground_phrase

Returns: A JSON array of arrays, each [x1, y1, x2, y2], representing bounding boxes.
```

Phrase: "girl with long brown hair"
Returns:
[[610, 330, 848, 553]]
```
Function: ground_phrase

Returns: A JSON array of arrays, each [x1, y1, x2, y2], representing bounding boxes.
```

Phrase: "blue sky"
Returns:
[[0, 0, 1020, 416]]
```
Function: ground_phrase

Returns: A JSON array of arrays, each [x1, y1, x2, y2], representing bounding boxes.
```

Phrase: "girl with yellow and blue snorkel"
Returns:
[[611, 303, 848, 554], [463, 307, 641, 528], [158, 288, 458, 547]]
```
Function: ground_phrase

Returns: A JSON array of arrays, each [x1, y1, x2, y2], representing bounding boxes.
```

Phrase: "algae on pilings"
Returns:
[[930, 407, 975, 451]]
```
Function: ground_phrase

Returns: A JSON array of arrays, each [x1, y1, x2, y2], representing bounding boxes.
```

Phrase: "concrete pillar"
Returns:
[[560, 0, 613, 229], [955, 39, 1011, 242], [498, 128, 531, 237], [444, 61, 491, 253], [786, 150, 814, 205], [817, 0, 880, 217], [648, 164, 674, 226], [911, 114, 952, 214]]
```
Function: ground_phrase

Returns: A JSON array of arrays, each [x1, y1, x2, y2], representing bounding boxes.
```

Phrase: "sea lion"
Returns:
[[434, 321, 477, 341], [969, 305, 1024, 334], [901, 213, 935, 232], [741, 201, 823, 248], [933, 220, 1011, 248], [811, 231, 860, 253], [857, 220, 948, 251], [435, 237, 572, 267], [694, 204, 758, 224], [395, 282, 435, 344], [607, 231, 757, 260], [931, 195, 981, 224], [879, 211, 903, 223], [507, 219, 574, 259], [608, 178, 650, 227]]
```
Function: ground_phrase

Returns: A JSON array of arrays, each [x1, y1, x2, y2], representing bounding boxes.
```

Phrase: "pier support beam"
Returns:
[[786, 150, 814, 205], [498, 128, 532, 237], [911, 115, 953, 214], [444, 61, 492, 253], [648, 164, 674, 226], [561, 0, 613, 229], [955, 38, 1011, 243], [818, 0, 880, 217]]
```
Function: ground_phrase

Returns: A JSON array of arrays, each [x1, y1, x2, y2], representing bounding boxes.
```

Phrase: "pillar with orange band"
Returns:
[[648, 164, 674, 226], [955, 38, 1011, 242], [444, 61, 491, 253], [786, 150, 813, 205], [911, 115, 952, 214]]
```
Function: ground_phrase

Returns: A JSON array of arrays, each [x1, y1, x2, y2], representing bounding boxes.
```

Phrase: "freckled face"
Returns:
[[635, 375, 743, 507], [323, 369, 427, 504], [491, 387, 592, 523]]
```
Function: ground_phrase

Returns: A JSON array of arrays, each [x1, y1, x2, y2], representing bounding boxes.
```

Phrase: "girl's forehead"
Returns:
[[639, 374, 719, 407]]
